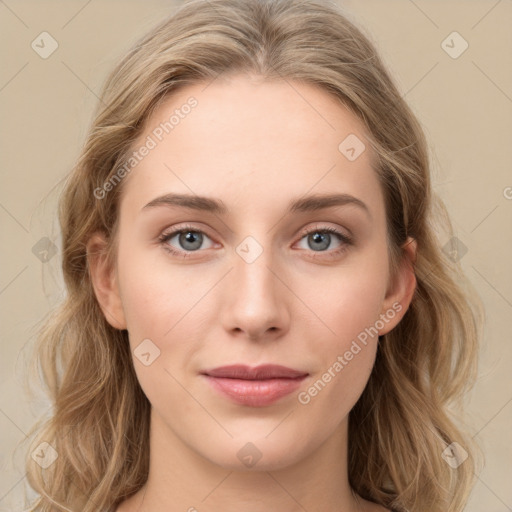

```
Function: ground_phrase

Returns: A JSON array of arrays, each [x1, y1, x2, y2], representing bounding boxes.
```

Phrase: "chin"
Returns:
[[198, 431, 319, 472]]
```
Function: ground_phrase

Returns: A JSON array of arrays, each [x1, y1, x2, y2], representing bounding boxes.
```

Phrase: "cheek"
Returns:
[[115, 245, 213, 397], [296, 284, 382, 429], [116, 244, 198, 338], [292, 251, 388, 416], [296, 345, 375, 441], [118, 265, 198, 419], [298, 254, 389, 348]]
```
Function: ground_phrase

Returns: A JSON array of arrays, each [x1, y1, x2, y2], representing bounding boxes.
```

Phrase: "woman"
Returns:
[[26, 0, 482, 511]]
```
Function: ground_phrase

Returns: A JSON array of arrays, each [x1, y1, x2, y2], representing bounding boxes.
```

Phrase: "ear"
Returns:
[[86, 232, 127, 330], [378, 237, 417, 336]]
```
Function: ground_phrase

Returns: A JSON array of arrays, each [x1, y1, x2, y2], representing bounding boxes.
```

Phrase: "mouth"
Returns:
[[200, 364, 309, 407]]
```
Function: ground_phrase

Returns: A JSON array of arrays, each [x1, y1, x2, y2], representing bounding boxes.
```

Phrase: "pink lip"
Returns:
[[201, 364, 308, 407]]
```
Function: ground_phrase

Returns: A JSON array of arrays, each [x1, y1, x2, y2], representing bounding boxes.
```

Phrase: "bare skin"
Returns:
[[88, 73, 416, 512]]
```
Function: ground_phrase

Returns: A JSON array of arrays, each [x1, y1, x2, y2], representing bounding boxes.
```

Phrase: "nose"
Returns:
[[220, 242, 290, 342]]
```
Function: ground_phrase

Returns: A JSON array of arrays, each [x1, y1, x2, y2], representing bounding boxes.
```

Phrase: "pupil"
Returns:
[[309, 232, 329, 251], [181, 231, 202, 250]]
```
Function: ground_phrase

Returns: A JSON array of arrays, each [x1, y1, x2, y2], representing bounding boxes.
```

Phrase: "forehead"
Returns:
[[119, 74, 383, 219]]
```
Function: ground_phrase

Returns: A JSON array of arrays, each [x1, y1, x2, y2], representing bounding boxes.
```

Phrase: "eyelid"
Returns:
[[158, 223, 217, 247], [297, 223, 352, 241]]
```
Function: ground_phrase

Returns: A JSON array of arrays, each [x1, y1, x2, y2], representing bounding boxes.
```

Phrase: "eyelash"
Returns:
[[157, 224, 352, 260]]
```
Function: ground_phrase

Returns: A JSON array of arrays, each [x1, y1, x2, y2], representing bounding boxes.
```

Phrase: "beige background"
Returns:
[[1, 0, 511, 510]]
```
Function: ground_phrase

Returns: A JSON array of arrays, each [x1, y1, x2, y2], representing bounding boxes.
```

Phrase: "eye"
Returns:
[[295, 225, 352, 256], [158, 224, 215, 257], [157, 223, 352, 259]]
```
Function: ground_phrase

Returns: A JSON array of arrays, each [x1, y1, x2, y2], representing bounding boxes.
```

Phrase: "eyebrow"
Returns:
[[142, 192, 370, 218]]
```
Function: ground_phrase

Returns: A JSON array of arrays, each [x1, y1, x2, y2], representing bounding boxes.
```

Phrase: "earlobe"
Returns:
[[379, 237, 417, 336], [86, 232, 127, 330]]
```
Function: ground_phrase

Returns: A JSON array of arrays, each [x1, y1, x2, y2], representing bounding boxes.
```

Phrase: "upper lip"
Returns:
[[201, 364, 308, 380]]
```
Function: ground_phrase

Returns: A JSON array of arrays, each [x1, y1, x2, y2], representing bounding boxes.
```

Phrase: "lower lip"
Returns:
[[203, 375, 306, 407]]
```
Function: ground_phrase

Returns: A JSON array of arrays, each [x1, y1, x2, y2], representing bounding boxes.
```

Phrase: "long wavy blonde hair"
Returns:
[[25, 0, 483, 510]]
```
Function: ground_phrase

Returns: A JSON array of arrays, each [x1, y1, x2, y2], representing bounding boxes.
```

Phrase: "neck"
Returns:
[[126, 409, 364, 512]]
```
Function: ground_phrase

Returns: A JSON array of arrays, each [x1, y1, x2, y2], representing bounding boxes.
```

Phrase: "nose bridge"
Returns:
[[234, 235, 277, 303], [222, 234, 288, 339]]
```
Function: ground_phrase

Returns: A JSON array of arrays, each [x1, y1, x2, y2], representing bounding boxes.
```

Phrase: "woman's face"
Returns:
[[91, 74, 415, 471]]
